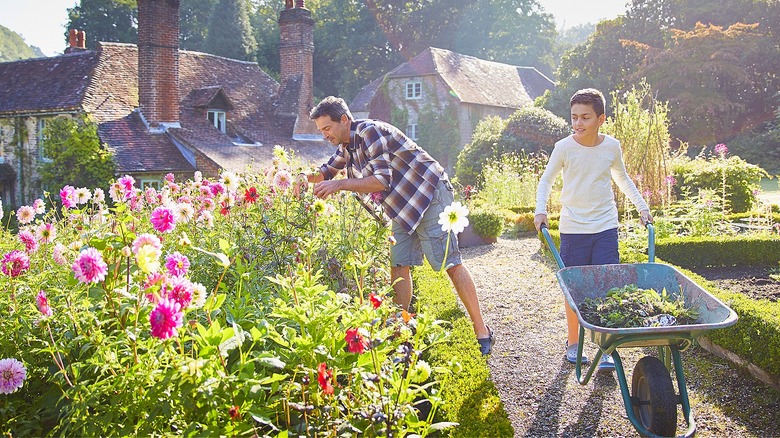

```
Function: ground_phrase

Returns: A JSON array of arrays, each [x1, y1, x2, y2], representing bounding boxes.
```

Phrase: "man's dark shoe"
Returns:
[[477, 325, 495, 356]]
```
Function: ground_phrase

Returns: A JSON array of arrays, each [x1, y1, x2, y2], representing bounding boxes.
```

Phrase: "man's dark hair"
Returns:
[[570, 88, 606, 117], [309, 96, 355, 122]]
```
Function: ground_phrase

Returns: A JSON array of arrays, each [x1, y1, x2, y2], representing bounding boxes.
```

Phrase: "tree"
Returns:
[[38, 115, 115, 194], [0, 25, 45, 61], [180, 0, 219, 51], [627, 22, 780, 144], [205, 0, 257, 61], [66, 0, 138, 49]]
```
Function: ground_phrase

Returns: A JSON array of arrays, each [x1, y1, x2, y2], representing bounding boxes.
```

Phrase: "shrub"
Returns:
[[655, 235, 780, 268], [470, 209, 505, 238], [455, 107, 569, 187], [671, 152, 768, 213]]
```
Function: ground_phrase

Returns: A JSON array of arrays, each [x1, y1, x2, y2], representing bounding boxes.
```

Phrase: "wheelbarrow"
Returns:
[[540, 224, 738, 437]]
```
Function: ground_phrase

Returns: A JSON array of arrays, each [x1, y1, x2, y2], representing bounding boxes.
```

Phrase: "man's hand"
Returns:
[[292, 173, 308, 198], [313, 180, 342, 199], [533, 213, 548, 232]]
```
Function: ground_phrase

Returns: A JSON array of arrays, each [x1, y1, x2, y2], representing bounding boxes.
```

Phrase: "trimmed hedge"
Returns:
[[412, 264, 514, 437], [470, 209, 505, 238], [656, 235, 780, 268]]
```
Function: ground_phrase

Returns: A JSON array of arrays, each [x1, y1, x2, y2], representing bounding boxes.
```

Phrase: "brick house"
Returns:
[[0, 0, 327, 208], [350, 47, 554, 169]]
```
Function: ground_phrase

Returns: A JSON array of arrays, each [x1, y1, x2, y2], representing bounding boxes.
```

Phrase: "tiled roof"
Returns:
[[0, 51, 97, 115], [354, 47, 554, 111], [86, 43, 330, 173]]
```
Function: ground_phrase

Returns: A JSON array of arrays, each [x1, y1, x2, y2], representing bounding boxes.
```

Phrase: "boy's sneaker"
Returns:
[[477, 326, 495, 356], [597, 353, 615, 372], [565, 341, 591, 365]]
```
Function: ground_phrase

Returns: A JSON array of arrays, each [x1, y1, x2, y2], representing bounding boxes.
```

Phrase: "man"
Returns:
[[297, 96, 494, 355]]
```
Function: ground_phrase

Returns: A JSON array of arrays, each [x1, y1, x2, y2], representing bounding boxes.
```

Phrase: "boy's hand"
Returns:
[[533, 213, 548, 232], [640, 209, 653, 226]]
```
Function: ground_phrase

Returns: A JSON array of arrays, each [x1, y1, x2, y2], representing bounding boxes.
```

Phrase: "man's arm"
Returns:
[[313, 175, 385, 199]]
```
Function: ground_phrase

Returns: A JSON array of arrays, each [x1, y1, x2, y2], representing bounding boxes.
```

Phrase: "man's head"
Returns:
[[310, 96, 354, 146]]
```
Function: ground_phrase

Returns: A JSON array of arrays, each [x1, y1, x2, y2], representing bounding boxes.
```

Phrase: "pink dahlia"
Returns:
[[36, 223, 56, 244], [1, 250, 30, 278], [0, 358, 26, 394], [117, 175, 136, 198], [150, 206, 176, 233], [132, 233, 162, 255], [273, 170, 292, 191], [163, 276, 194, 308], [33, 198, 46, 215], [165, 252, 190, 277], [715, 143, 728, 157], [16, 206, 36, 225], [72, 247, 108, 284], [59, 185, 76, 209], [18, 230, 39, 253], [149, 297, 184, 340], [36, 290, 53, 317], [53, 243, 68, 266]]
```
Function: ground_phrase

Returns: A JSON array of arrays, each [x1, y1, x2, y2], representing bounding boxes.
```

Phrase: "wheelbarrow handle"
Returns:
[[540, 224, 565, 269], [540, 222, 656, 267]]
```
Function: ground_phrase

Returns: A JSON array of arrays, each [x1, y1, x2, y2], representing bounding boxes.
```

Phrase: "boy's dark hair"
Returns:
[[309, 96, 355, 122], [570, 88, 606, 117]]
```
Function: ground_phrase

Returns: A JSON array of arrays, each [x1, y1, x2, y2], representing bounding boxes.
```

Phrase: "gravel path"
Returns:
[[460, 236, 780, 438]]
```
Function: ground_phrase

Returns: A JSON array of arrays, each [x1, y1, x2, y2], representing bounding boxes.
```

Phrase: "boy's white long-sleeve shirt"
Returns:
[[535, 134, 649, 234]]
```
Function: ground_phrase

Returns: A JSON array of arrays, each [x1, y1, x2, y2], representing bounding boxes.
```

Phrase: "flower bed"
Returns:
[[0, 149, 455, 436]]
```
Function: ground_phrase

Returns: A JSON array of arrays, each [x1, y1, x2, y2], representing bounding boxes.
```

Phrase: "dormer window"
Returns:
[[207, 110, 226, 133], [406, 81, 422, 100]]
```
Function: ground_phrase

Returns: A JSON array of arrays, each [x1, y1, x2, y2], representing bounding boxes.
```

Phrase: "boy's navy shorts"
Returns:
[[559, 227, 619, 267]]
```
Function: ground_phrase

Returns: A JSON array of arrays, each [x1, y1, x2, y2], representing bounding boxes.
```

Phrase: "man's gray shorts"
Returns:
[[391, 179, 462, 270]]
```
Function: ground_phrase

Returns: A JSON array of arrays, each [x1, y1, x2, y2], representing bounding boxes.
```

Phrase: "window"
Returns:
[[407, 123, 418, 140], [37, 118, 52, 162], [207, 110, 226, 133], [405, 81, 422, 100], [140, 179, 161, 191]]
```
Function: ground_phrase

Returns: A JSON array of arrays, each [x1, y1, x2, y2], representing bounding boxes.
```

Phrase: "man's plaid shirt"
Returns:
[[319, 119, 446, 234]]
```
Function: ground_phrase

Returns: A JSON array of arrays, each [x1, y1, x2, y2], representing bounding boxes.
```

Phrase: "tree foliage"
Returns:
[[0, 25, 45, 61], [627, 22, 779, 145], [205, 0, 257, 61], [66, 0, 138, 49], [180, 0, 218, 51], [39, 115, 116, 194]]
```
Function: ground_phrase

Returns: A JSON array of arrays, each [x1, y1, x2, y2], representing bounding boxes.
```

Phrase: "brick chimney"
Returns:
[[278, 0, 319, 139], [64, 29, 87, 54], [137, 0, 180, 131]]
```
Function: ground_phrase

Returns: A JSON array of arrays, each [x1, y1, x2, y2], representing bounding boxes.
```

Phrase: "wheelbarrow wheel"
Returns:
[[631, 356, 677, 437]]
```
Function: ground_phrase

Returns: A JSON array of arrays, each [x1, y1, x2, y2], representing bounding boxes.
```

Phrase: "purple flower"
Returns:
[[1, 250, 30, 278], [0, 358, 26, 394], [150, 207, 176, 233], [165, 252, 190, 278], [715, 143, 728, 157], [149, 297, 184, 340], [664, 175, 677, 186], [72, 247, 108, 284], [369, 192, 384, 203]]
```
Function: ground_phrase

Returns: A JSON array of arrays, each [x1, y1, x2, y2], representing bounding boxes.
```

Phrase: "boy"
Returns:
[[533, 88, 653, 370]]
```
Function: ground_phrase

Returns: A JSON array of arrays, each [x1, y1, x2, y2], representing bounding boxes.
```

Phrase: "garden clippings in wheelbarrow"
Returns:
[[578, 284, 700, 329]]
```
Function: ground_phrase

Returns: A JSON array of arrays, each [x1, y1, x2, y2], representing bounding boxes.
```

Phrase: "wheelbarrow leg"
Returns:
[[670, 347, 697, 437]]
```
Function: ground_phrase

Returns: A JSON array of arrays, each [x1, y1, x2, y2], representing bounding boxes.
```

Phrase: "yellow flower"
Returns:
[[136, 245, 161, 274]]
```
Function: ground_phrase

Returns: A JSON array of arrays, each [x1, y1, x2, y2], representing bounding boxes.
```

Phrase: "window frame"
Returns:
[[407, 123, 418, 140], [37, 118, 53, 163], [139, 179, 162, 191], [405, 81, 422, 100], [207, 110, 227, 134]]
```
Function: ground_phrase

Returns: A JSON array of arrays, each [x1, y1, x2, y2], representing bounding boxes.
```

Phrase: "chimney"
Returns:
[[64, 29, 87, 53], [278, 0, 319, 139], [137, 0, 180, 131]]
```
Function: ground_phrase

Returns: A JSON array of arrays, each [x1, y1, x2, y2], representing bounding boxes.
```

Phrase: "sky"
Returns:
[[0, 0, 629, 57]]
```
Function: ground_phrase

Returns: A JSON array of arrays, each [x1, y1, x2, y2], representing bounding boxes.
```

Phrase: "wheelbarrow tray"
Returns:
[[556, 262, 738, 350]]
